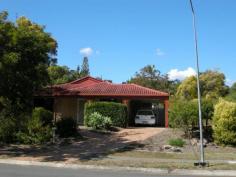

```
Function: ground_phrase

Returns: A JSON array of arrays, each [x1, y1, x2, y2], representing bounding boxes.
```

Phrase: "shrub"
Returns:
[[0, 99, 19, 143], [168, 138, 186, 147], [212, 99, 236, 146], [16, 126, 51, 145], [56, 117, 77, 138], [0, 116, 17, 143], [169, 99, 198, 136], [87, 112, 112, 130], [201, 99, 214, 127], [32, 107, 53, 126], [15, 108, 53, 144], [84, 102, 128, 127], [0, 104, 53, 144]]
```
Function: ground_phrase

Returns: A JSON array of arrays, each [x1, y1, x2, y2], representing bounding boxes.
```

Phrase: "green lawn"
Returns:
[[111, 150, 236, 160], [80, 159, 236, 170]]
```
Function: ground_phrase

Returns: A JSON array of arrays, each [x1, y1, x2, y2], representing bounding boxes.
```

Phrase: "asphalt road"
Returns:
[[0, 163, 229, 177]]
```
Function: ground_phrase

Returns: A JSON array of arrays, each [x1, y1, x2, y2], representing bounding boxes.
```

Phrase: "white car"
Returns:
[[135, 110, 156, 125]]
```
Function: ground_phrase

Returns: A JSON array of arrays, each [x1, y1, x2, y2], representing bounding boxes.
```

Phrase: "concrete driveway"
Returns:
[[116, 127, 165, 142]]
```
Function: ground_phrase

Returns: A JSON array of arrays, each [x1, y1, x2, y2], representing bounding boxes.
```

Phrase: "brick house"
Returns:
[[35, 76, 169, 127]]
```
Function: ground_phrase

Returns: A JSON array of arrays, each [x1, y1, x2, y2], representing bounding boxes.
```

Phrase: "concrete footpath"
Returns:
[[0, 159, 235, 176], [106, 155, 236, 164]]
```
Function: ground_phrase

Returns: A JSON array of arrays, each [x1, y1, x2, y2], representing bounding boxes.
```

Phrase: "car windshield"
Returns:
[[137, 110, 153, 115]]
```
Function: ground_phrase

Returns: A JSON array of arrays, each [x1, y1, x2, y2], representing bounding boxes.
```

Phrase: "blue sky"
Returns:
[[1, 0, 236, 84]]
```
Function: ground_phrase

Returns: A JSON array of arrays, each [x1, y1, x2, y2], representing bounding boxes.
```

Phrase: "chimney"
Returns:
[[105, 80, 112, 83]]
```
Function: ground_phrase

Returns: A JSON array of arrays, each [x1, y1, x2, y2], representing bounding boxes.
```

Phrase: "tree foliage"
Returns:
[[176, 76, 197, 100], [169, 99, 198, 136], [47, 57, 90, 85], [0, 101, 18, 143], [225, 82, 236, 102], [176, 70, 228, 100], [201, 99, 214, 126], [213, 99, 236, 145], [16, 107, 52, 144], [80, 56, 90, 77], [201, 70, 228, 99], [47, 65, 80, 85], [0, 11, 57, 115], [231, 83, 236, 93], [128, 65, 179, 95]]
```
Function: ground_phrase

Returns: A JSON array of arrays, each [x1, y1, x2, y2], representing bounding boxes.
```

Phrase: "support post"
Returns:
[[53, 98, 57, 125], [122, 99, 130, 127], [164, 99, 169, 128], [52, 97, 57, 144]]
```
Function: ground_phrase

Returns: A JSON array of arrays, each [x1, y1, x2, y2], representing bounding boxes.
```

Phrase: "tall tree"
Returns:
[[80, 56, 90, 77], [128, 65, 179, 94], [225, 82, 236, 102], [176, 70, 229, 100], [176, 76, 197, 100], [48, 65, 71, 85], [200, 70, 229, 99], [0, 11, 57, 114], [48, 65, 80, 85]]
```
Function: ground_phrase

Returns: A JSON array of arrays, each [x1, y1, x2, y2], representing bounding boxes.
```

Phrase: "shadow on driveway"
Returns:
[[0, 128, 148, 162]]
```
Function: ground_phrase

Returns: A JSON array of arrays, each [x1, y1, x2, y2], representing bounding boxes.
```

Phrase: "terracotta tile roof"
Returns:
[[75, 82, 168, 97], [40, 76, 169, 98]]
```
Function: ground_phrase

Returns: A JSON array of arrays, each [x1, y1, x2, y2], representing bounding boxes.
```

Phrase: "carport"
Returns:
[[122, 96, 169, 127], [129, 99, 165, 127]]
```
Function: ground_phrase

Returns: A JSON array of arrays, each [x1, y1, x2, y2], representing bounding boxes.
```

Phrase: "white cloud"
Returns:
[[168, 67, 196, 81], [156, 48, 165, 56], [226, 79, 235, 86], [80, 47, 93, 56]]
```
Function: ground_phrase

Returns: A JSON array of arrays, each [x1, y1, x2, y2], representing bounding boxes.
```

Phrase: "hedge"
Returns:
[[84, 101, 128, 128]]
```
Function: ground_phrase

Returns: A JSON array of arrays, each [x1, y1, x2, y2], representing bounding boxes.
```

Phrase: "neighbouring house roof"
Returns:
[[37, 76, 169, 98]]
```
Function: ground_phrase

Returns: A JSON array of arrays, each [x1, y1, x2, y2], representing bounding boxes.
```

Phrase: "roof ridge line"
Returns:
[[130, 83, 169, 95], [69, 76, 104, 84]]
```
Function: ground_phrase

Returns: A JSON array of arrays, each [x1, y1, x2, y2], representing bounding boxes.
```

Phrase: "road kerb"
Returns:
[[171, 169, 236, 176], [0, 159, 236, 176]]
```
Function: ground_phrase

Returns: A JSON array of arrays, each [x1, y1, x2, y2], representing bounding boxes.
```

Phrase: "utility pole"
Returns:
[[189, 0, 208, 167]]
